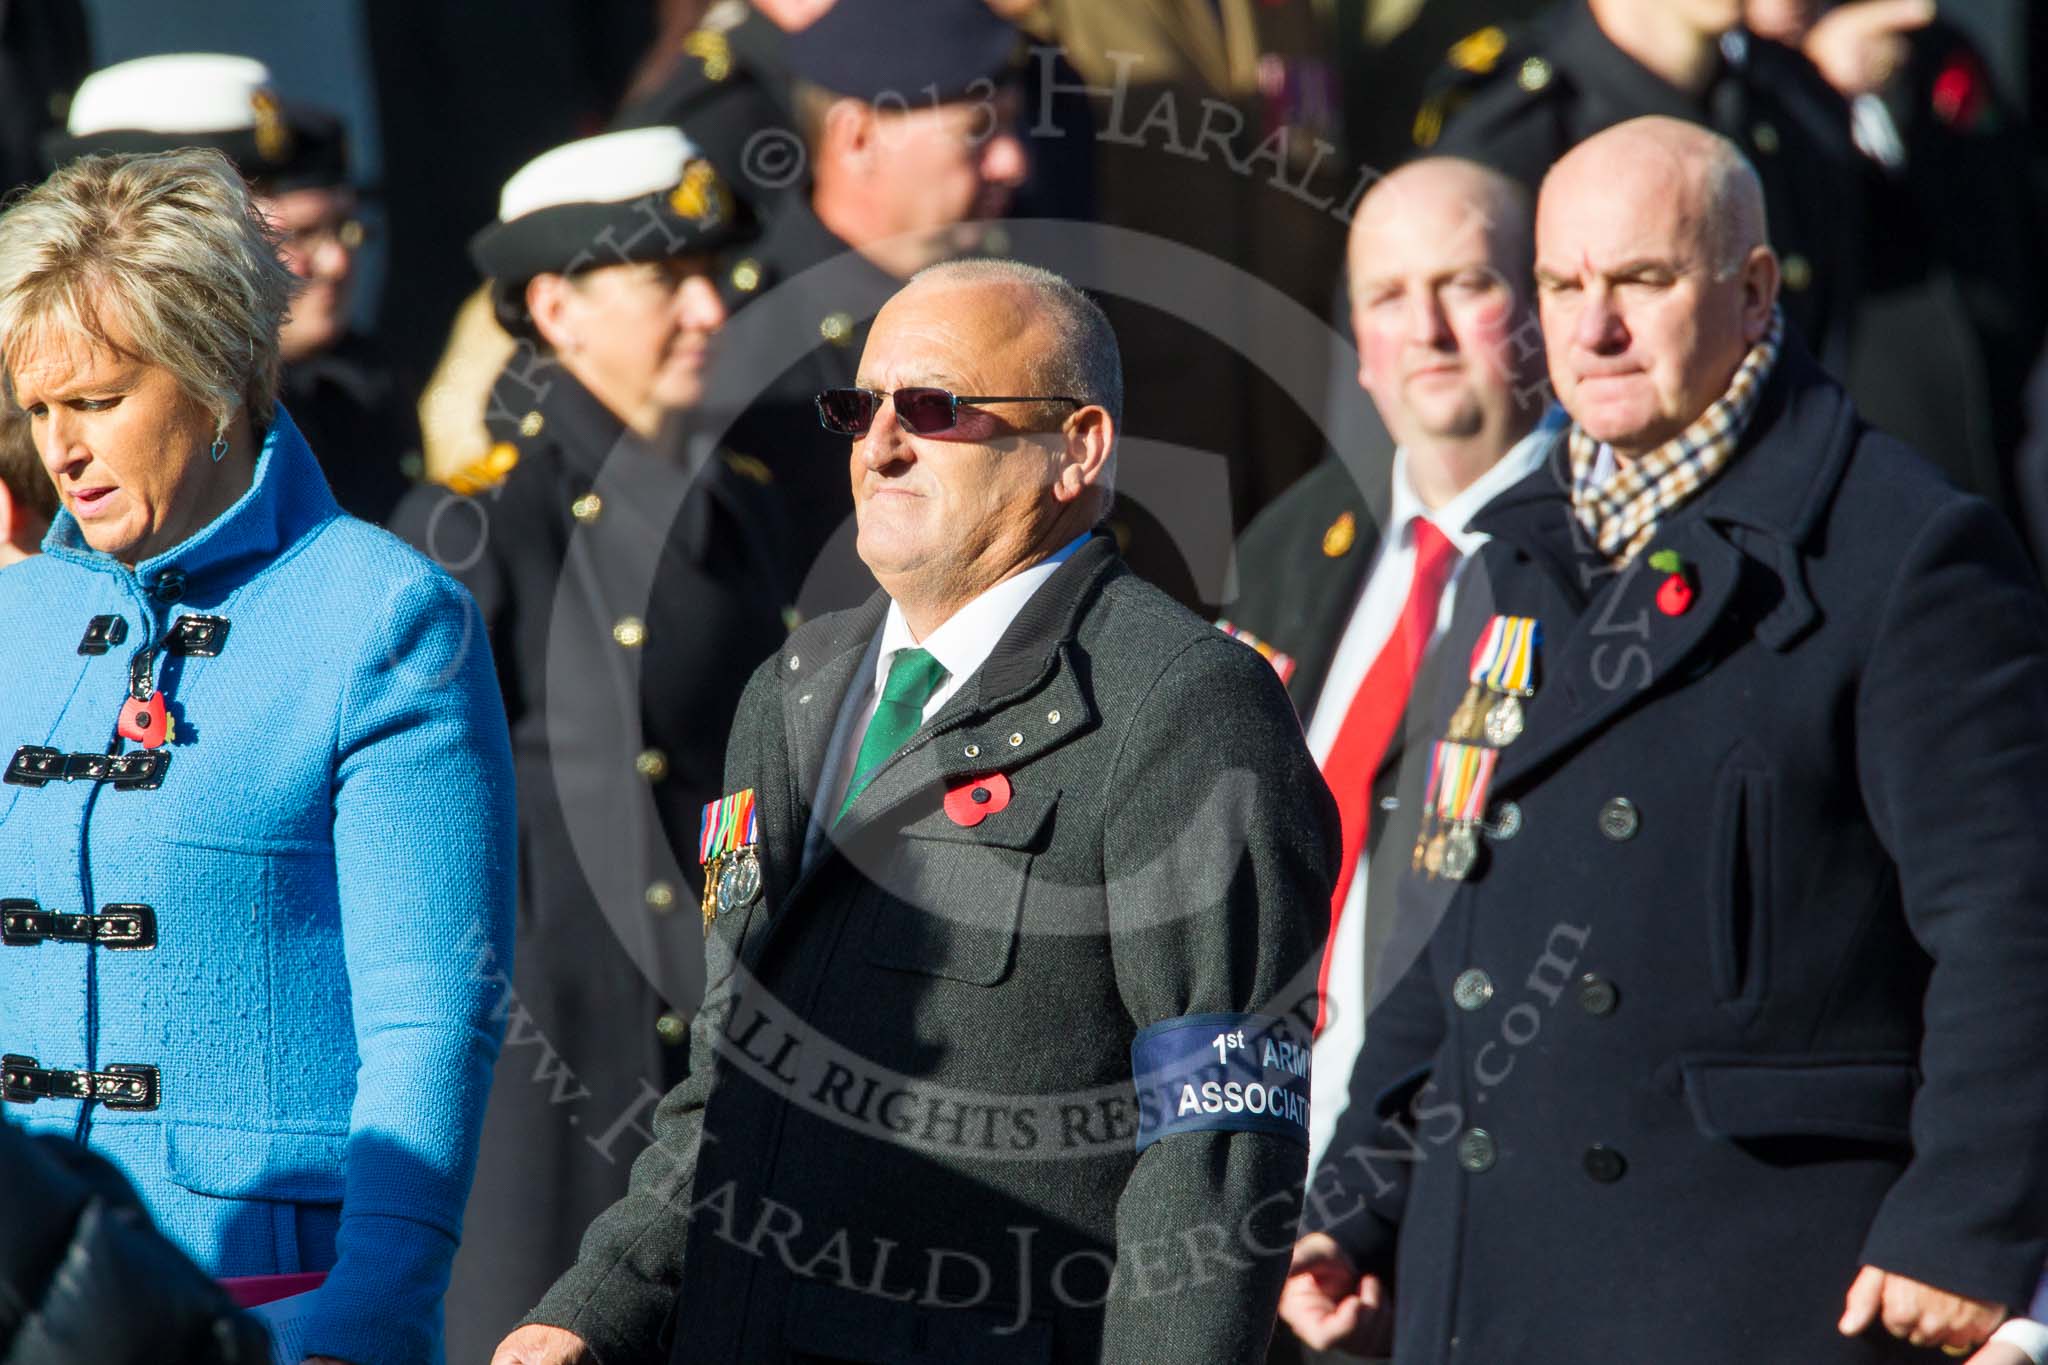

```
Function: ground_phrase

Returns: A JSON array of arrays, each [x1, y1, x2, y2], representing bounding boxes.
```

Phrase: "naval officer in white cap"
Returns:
[[390, 125, 794, 1365], [51, 52, 419, 524]]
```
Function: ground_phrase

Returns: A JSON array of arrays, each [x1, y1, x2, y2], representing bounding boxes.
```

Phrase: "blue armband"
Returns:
[[1130, 1012, 1311, 1153]]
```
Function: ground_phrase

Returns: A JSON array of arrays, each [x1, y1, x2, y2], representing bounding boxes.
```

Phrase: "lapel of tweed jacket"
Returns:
[[766, 592, 888, 908], [826, 534, 1118, 849]]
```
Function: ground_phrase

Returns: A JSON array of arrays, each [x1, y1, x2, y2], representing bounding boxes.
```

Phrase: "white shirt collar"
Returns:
[[872, 532, 1090, 698], [1387, 407, 1564, 555]]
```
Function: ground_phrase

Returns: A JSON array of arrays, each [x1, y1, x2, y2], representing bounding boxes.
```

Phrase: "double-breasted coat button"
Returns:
[[571, 492, 603, 524], [634, 749, 669, 781], [1486, 801, 1522, 841], [612, 616, 647, 648], [644, 881, 676, 912], [1577, 974, 1619, 1016], [655, 1012, 687, 1045], [1457, 1128, 1497, 1173], [819, 312, 853, 345], [730, 258, 762, 294], [1453, 969, 1495, 1011], [1598, 797, 1639, 841], [1518, 56, 1552, 92], [1583, 1144, 1627, 1183]]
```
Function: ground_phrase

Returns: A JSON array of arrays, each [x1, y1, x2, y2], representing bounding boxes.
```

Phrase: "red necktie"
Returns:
[[1314, 517, 1459, 1033]]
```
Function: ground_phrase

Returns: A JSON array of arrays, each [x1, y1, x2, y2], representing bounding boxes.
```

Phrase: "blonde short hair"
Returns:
[[0, 149, 297, 441]]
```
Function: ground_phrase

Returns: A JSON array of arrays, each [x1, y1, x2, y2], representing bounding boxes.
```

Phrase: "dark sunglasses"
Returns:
[[816, 386, 1083, 437]]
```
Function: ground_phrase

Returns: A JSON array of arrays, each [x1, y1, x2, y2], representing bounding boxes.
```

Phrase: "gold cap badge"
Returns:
[[250, 88, 293, 164], [669, 158, 733, 228]]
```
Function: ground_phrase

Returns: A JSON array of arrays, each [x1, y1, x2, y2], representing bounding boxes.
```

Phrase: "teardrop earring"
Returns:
[[209, 436, 228, 463]]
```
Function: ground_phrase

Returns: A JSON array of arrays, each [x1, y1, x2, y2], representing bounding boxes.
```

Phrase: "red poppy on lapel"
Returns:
[[943, 772, 1012, 827]]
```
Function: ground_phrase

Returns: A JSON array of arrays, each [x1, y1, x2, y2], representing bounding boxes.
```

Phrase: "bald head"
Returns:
[[1344, 158, 1546, 497], [1350, 158, 1534, 308], [1533, 117, 1780, 455], [1548, 116, 1768, 277]]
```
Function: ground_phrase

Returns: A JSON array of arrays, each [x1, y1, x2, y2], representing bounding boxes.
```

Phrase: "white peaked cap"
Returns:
[[68, 53, 276, 136], [498, 126, 703, 222]]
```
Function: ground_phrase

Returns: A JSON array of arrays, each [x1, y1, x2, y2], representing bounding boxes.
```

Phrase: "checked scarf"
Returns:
[[1569, 310, 1783, 566]]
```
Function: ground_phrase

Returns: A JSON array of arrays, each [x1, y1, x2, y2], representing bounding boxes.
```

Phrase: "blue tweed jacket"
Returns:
[[0, 407, 515, 1365]]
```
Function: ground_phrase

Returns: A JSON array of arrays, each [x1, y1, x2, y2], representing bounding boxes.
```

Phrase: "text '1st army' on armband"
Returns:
[[1130, 1013, 1312, 1152]]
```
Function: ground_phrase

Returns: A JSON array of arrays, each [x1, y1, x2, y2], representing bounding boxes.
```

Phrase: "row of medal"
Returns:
[[1412, 615, 1540, 882], [699, 787, 764, 935]]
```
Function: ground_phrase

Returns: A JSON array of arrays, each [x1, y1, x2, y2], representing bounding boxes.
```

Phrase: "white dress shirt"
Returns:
[[1306, 415, 1560, 1168], [804, 533, 1088, 867]]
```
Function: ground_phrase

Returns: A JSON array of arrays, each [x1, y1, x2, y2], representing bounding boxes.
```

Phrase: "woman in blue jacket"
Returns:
[[0, 147, 515, 1364]]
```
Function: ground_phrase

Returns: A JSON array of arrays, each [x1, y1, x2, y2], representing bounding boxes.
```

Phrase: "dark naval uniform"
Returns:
[[709, 192, 898, 616], [1836, 18, 2047, 544], [1420, 4, 1866, 376], [284, 330, 420, 525], [391, 363, 794, 1365], [1314, 337, 2048, 1363], [612, 0, 806, 267], [527, 533, 1338, 1363]]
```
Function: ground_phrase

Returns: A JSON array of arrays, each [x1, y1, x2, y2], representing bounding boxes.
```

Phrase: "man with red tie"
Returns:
[[1222, 156, 1555, 1204]]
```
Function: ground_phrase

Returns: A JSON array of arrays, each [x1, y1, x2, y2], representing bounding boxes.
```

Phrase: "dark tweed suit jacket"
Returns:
[[530, 533, 1340, 1362]]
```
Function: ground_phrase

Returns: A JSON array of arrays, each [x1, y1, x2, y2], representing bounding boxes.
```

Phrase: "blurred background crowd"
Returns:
[[6, 0, 2044, 606]]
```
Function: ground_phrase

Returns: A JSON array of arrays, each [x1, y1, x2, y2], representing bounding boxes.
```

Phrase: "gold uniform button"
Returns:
[[645, 880, 677, 912], [1782, 254, 1813, 292], [571, 492, 603, 524], [1322, 510, 1357, 558], [1517, 57, 1552, 92], [612, 616, 647, 648], [1751, 122, 1780, 155], [731, 258, 762, 293], [819, 311, 853, 345], [519, 410, 545, 438], [634, 748, 669, 781], [656, 1011, 688, 1044]]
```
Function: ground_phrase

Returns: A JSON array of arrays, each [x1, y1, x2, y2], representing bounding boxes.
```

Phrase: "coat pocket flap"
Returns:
[[783, 1276, 1052, 1362], [163, 1123, 347, 1201], [1679, 1055, 1919, 1147]]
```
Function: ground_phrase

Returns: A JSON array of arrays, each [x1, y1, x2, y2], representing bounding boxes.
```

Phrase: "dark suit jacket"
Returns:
[[1222, 456, 1382, 724], [528, 533, 1339, 1363], [1314, 339, 2048, 1363]]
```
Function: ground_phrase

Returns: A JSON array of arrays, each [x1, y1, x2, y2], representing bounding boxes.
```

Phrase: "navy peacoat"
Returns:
[[1313, 338, 2048, 1363]]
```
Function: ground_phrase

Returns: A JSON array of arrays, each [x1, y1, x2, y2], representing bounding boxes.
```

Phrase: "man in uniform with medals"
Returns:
[[1282, 115, 2048, 1364], [494, 261, 1337, 1364]]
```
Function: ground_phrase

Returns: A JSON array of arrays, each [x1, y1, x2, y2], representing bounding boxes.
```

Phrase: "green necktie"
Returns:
[[837, 647, 949, 821]]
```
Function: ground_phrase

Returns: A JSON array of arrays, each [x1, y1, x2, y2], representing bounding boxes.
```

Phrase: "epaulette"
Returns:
[[443, 440, 521, 496], [1413, 23, 1554, 150], [722, 450, 773, 485]]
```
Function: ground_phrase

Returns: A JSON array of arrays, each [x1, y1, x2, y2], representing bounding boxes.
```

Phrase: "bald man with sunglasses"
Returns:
[[499, 259, 1338, 1365]]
